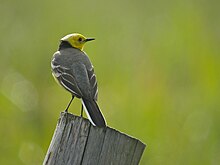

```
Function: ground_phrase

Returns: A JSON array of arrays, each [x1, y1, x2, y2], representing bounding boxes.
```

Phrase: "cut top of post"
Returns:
[[43, 112, 146, 165]]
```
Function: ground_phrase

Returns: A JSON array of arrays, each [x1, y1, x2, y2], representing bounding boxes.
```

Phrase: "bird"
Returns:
[[51, 33, 106, 127]]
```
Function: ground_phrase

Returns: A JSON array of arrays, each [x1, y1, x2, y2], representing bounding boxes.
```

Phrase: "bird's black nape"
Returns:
[[59, 41, 72, 50]]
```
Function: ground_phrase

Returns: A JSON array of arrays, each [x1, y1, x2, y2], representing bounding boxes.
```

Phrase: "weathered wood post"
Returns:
[[43, 112, 146, 165]]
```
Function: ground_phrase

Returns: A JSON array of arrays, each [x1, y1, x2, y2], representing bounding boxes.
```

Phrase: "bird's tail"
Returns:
[[82, 98, 106, 127]]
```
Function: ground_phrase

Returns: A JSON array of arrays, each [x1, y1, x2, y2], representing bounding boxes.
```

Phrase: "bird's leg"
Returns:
[[80, 104, 84, 117], [64, 95, 74, 112]]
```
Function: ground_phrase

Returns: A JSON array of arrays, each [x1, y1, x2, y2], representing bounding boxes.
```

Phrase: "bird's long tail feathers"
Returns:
[[81, 98, 106, 127]]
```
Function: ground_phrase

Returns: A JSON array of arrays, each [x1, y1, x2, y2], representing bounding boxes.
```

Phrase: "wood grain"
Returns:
[[43, 112, 146, 165]]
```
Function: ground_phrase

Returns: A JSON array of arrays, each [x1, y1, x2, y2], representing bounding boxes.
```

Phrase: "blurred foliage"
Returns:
[[0, 0, 220, 164]]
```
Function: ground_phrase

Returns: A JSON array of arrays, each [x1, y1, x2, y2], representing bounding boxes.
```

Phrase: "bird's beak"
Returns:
[[85, 38, 95, 42]]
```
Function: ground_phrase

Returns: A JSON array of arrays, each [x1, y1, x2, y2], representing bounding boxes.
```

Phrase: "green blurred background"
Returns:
[[0, 0, 219, 164]]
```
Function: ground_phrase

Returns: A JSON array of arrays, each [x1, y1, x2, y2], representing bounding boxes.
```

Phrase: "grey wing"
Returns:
[[87, 67, 98, 101], [51, 58, 82, 98], [69, 63, 98, 100]]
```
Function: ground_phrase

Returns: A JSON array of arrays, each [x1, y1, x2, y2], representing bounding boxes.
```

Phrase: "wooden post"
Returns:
[[43, 112, 146, 165]]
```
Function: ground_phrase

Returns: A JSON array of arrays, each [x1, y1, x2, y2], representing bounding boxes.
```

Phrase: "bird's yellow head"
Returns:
[[61, 33, 95, 50]]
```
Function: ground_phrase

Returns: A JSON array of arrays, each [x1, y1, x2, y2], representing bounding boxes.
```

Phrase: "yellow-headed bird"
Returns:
[[51, 33, 106, 127]]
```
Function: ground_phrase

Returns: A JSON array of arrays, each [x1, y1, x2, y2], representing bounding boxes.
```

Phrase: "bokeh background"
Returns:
[[0, 0, 219, 164]]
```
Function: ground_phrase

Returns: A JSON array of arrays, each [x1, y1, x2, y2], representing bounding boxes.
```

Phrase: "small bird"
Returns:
[[51, 33, 106, 127]]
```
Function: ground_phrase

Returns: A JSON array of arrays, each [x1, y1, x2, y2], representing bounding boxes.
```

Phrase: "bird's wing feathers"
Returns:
[[70, 63, 98, 100], [87, 67, 98, 101], [51, 59, 82, 97], [52, 58, 98, 100]]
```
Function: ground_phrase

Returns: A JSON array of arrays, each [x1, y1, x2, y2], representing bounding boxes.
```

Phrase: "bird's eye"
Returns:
[[78, 38, 82, 42]]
